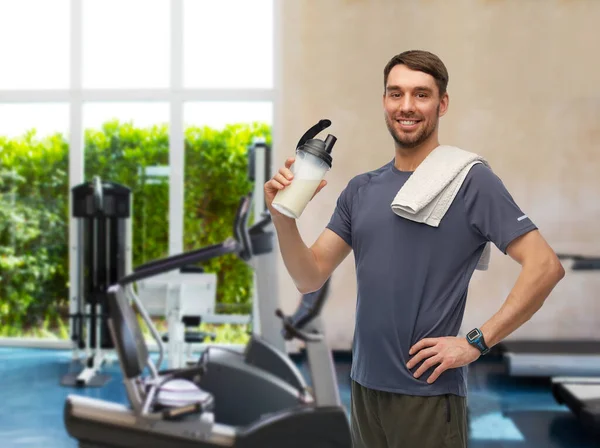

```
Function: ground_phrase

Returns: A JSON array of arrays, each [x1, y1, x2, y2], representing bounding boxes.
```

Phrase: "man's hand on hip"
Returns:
[[406, 336, 481, 384]]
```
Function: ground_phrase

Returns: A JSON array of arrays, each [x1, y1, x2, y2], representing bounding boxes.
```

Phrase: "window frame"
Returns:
[[0, 0, 281, 348]]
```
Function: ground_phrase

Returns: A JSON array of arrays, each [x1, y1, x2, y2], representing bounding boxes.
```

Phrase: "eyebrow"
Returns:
[[386, 85, 434, 93]]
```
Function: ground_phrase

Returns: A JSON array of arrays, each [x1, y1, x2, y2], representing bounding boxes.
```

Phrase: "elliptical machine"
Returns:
[[136, 138, 288, 370], [64, 193, 350, 447]]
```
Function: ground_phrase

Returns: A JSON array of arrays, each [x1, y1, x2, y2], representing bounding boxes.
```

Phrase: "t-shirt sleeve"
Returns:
[[462, 163, 538, 254], [326, 180, 354, 248]]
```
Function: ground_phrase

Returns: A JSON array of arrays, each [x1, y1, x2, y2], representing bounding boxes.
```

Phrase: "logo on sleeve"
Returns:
[[517, 215, 528, 222]]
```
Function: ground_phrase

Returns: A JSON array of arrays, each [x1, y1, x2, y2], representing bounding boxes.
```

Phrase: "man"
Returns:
[[264, 50, 565, 447]]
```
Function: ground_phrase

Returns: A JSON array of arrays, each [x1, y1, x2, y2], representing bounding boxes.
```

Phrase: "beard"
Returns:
[[385, 105, 440, 149]]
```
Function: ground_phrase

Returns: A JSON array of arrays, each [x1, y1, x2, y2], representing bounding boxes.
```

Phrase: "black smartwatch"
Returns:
[[466, 328, 490, 355]]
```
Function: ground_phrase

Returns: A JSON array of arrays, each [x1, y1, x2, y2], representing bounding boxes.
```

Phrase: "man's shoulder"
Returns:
[[463, 161, 504, 193], [345, 160, 392, 193]]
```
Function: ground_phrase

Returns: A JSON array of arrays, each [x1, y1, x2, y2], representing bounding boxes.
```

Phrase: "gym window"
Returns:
[[0, 0, 277, 346]]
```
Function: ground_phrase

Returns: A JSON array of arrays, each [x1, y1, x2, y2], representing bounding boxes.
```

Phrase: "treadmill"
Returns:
[[499, 254, 600, 378], [550, 255, 600, 435]]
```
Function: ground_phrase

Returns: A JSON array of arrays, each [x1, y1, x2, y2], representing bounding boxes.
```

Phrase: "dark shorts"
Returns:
[[350, 380, 468, 448]]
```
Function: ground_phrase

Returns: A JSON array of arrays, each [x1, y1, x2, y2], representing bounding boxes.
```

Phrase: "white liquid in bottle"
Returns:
[[272, 179, 322, 219]]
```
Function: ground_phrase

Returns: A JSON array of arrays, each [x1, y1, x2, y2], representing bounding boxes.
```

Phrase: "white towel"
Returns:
[[390, 145, 491, 271]]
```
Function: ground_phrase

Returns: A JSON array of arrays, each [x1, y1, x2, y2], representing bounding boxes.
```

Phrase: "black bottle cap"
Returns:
[[299, 138, 334, 168]]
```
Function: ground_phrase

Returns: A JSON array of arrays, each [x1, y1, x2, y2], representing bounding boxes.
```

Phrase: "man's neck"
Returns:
[[394, 139, 440, 172]]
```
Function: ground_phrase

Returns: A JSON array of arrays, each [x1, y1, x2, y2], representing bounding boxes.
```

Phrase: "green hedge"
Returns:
[[0, 121, 271, 338]]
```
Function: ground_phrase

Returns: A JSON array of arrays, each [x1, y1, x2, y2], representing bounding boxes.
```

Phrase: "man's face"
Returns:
[[383, 64, 448, 149]]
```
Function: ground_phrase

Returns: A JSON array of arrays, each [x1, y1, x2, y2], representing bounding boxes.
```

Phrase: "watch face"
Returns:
[[467, 329, 480, 340]]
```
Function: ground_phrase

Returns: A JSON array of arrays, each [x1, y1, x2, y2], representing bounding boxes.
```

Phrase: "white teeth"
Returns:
[[399, 120, 417, 125]]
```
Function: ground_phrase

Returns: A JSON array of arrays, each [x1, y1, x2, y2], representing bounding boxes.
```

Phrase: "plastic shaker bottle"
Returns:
[[272, 119, 337, 219]]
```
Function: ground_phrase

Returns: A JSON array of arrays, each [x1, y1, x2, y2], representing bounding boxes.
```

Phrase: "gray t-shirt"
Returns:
[[326, 159, 537, 397]]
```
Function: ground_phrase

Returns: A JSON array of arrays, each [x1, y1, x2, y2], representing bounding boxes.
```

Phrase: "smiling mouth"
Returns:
[[396, 119, 421, 127]]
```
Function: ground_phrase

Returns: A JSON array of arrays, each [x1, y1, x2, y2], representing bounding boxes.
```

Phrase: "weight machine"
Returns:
[[61, 176, 132, 387]]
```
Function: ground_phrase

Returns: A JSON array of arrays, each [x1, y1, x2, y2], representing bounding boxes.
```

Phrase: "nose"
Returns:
[[398, 96, 416, 115]]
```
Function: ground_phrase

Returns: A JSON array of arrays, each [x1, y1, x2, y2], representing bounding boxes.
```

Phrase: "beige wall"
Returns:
[[275, 0, 600, 350]]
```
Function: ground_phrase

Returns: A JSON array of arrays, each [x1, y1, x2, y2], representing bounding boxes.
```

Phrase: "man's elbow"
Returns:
[[297, 280, 326, 295], [297, 286, 314, 295], [541, 252, 566, 285], [522, 249, 565, 291], [296, 271, 328, 295], [296, 250, 330, 294], [553, 254, 566, 283], [520, 252, 565, 314]]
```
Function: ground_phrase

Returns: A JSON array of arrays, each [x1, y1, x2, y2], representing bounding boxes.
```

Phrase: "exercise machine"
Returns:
[[135, 138, 285, 369], [549, 254, 600, 435], [246, 137, 285, 353], [133, 191, 309, 396], [499, 340, 600, 377], [61, 176, 132, 387], [498, 254, 600, 378], [64, 193, 350, 447], [551, 377, 600, 436], [136, 266, 219, 369]]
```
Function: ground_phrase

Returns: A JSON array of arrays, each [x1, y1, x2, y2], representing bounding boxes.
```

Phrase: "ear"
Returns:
[[438, 92, 449, 117]]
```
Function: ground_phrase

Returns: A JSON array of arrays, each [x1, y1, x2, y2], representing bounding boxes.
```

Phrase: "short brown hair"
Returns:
[[383, 50, 449, 97]]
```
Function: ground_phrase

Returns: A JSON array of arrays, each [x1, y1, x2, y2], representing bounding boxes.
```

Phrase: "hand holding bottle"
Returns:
[[264, 156, 328, 218], [264, 119, 337, 219]]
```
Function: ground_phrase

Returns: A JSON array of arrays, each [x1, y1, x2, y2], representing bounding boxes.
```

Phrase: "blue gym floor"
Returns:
[[0, 347, 598, 447]]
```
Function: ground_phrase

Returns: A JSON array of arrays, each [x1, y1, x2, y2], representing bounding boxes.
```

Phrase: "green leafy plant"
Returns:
[[0, 132, 69, 336], [0, 121, 271, 343]]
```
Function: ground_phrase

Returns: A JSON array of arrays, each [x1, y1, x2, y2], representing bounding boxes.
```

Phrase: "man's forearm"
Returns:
[[480, 257, 565, 348], [272, 215, 323, 293]]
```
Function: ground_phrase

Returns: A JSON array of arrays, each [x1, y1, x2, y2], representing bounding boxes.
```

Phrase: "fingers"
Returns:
[[265, 179, 283, 191], [426, 363, 449, 384], [266, 159, 328, 200], [406, 346, 437, 369], [265, 176, 285, 191], [409, 338, 438, 355], [265, 170, 294, 192], [413, 355, 442, 379], [271, 166, 294, 188], [278, 165, 294, 182], [275, 171, 292, 186]]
